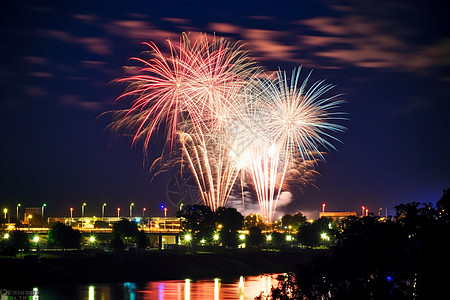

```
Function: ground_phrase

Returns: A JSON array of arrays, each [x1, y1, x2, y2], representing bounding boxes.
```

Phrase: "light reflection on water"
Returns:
[[37, 274, 281, 300], [136, 274, 280, 300]]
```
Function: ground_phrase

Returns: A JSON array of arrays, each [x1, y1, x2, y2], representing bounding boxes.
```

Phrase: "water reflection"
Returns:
[[88, 285, 94, 300], [214, 278, 219, 300], [124, 282, 137, 300], [36, 274, 281, 299], [238, 276, 244, 300], [142, 275, 279, 300], [185, 279, 190, 300]]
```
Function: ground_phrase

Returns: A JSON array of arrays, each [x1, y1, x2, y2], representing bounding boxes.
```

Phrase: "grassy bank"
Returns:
[[1, 249, 323, 288]]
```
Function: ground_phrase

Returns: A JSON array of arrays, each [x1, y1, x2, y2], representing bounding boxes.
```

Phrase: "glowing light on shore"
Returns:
[[184, 234, 192, 242]]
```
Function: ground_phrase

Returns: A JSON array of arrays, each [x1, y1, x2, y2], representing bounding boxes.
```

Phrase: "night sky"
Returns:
[[1, 0, 449, 219]]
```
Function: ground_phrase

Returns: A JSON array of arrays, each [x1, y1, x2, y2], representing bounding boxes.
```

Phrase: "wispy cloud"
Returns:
[[103, 20, 179, 43], [60, 94, 104, 111], [44, 30, 112, 56], [295, 8, 450, 76], [32, 1, 448, 113]]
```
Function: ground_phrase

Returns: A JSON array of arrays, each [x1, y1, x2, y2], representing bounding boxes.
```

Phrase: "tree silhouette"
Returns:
[[177, 205, 216, 245], [47, 222, 81, 250], [289, 212, 307, 231], [271, 189, 450, 299], [437, 188, 449, 219], [248, 226, 264, 248], [110, 233, 124, 251], [0, 230, 30, 257], [111, 219, 139, 248], [216, 207, 243, 248], [244, 214, 267, 230], [297, 217, 334, 248], [137, 230, 149, 250]]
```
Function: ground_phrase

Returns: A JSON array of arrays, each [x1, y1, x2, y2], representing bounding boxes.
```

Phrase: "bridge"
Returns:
[[4, 217, 183, 250]]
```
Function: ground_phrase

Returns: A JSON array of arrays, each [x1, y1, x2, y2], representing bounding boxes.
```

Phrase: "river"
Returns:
[[28, 274, 283, 299]]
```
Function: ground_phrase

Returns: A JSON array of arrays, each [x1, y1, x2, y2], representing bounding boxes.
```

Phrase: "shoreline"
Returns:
[[1, 249, 322, 288]]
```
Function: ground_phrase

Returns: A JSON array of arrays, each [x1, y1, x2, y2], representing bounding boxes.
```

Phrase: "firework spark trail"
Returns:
[[265, 68, 346, 163], [249, 144, 283, 223], [111, 32, 260, 210], [108, 32, 345, 218], [178, 130, 242, 211], [111, 33, 258, 151], [171, 34, 259, 211], [237, 68, 346, 222]]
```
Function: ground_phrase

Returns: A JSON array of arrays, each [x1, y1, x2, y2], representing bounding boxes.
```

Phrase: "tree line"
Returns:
[[269, 189, 450, 299]]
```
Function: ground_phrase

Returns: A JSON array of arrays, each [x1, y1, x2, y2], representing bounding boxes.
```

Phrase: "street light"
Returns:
[[320, 232, 330, 241], [160, 205, 168, 229], [142, 207, 146, 218], [33, 235, 40, 258], [130, 203, 134, 218], [3, 208, 7, 219], [160, 205, 168, 217], [361, 206, 365, 217], [117, 207, 120, 218], [17, 204, 21, 221], [102, 203, 106, 219], [70, 207, 73, 219], [28, 214, 32, 227], [41, 203, 46, 217], [82, 203, 87, 218], [322, 203, 326, 213], [184, 234, 191, 242]]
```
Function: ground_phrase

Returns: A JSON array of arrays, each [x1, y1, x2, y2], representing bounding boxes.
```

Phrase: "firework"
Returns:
[[264, 67, 346, 163], [178, 129, 242, 211], [110, 33, 259, 210], [110, 33, 258, 151], [108, 33, 345, 218], [236, 69, 345, 222]]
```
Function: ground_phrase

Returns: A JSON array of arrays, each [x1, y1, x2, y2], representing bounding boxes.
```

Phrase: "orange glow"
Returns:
[[135, 274, 281, 300]]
